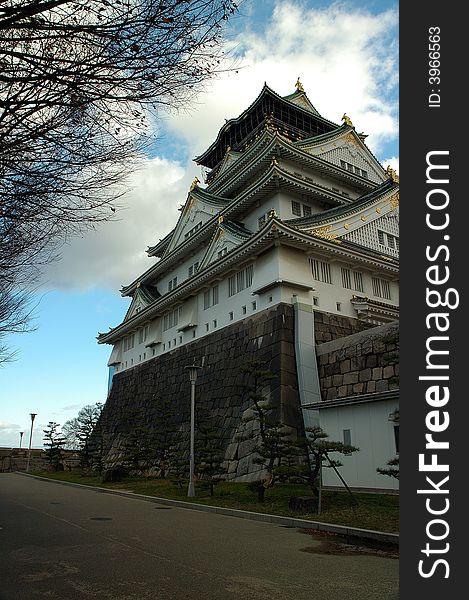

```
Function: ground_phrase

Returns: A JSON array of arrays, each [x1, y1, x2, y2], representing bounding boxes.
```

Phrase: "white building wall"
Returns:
[[319, 399, 399, 491]]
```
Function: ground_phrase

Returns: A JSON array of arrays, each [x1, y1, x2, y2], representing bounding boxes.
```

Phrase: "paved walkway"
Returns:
[[0, 473, 398, 599]]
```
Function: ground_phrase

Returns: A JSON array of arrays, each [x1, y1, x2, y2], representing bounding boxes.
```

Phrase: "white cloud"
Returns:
[[167, 2, 399, 156], [382, 156, 399, 173], [40, 1, 398, 292], [41, 157, 195, 291]]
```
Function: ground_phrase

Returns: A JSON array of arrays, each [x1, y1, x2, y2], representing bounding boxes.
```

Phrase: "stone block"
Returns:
[[366, 380, 376, 393], [376, 379, 389, 392], [353, 383, 365, 394], [383, 365, 395, 379], [366, 355, 377, 369], [359, 368, 372, 382], [351, 357, 366, 371], [372, 367, 383, 380], [343, 372, 358, 385], [340, 359, 351, 374], [338, 385, 348, 398], [332, 374, 343, 387]]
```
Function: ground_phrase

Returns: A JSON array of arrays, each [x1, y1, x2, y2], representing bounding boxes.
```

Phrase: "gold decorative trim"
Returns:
[[189, 176, 200, 191], [389, 192, 400, 209], [376, 207, 382, 214], [343, 223, 350, 230], [309, 225, 338, 241], [218, 215, 224, 224], [361, 216, 367, 222], [341, 113, 354, 128], [295, 77, 304, 92]]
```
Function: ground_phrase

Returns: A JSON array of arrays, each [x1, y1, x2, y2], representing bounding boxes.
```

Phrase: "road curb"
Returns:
[[17, 472, 399, 545]]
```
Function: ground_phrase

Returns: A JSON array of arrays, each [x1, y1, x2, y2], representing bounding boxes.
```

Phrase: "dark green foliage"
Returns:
[[153, 395, 177, 479], [119, 407, 157, 474], [168, 442, 189, 490], [238, 359, 294, 502], [63, 403, 103, 468], [195, 414, 225, 496], [294, 426, 359, 495], [43, 421, 66, 471], [377, 456, 400, 479]]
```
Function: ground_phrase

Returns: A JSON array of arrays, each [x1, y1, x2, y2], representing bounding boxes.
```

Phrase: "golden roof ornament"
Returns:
[[385, 165, 399, 183], [189, 176, 200, 191], [218, 215, 224, 224], [341, 113, 354, 128], [295, 77, 304, 92], [268, 208, 278, 219]]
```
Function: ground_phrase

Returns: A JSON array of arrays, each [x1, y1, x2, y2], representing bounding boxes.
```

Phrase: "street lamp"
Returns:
[[26, 413, 37, 473], [19, 431, 24, 449], [185, 363, 202, 497]]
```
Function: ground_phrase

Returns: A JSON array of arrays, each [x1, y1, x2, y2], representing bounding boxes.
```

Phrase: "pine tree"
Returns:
[[195, 414, 225, 496], [43, 422, 66, 471], [238, 359, 294, 502]]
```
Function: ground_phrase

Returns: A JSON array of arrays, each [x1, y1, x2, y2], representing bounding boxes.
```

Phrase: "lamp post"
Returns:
[[19, 431, 24, 449], [185, 363, 202, 497], [26, 413, 37, 473]]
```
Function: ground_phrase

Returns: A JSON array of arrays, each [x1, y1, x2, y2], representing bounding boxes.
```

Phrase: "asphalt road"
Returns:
[[0, 473, 398, 600]]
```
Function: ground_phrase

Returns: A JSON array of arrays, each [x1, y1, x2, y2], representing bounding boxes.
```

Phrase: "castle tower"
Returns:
[[97, 82, 399, 485]]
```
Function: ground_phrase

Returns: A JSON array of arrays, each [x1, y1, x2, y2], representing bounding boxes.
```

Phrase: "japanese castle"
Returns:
[[99, 81, 399, 376]]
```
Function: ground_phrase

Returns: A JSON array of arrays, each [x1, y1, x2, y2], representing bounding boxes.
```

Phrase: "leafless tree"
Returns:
[[0, 0, 238, 361]]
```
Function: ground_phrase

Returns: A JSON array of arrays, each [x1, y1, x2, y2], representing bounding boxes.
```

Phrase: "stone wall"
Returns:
[[313, 310, 373, 344], [316, 321, 399, 401], [99, 303, 302, 481]]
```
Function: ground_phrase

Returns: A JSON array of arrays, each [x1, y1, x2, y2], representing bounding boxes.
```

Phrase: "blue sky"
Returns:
[[0, 0, 398, 448]]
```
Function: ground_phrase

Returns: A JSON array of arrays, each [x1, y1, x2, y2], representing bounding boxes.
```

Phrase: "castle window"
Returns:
[[228, 265, 254, 296], [252, 301, 257, 310], [242, 306, 247, 315], [168, 277, 177, 292], [213, 319, 217, 328], [123, 333, 135, 352], [353, 271, 364, 292], [302, 204, 312, 217], [313, 297, 319, 306], [188, 262, 199, 277], [336, 302, 342, 312], [343, 429, 352, 445], [204, 284, 219, 309], [258, 214, 266, 229], [163, 307, 181, 331], [361, 169, 368, 179], [205, 323, 209, 332], [229, 311, 234, 321], [184, 221, 203, 239], [341, 268, 352, 289], [310, 259, 332, 284], [372, 277, 391, 300], [291, 200, 301, 216]]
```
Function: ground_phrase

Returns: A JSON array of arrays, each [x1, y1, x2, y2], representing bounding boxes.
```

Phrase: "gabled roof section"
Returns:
[[123, 284, 161, 322], [287, 179, 397, 226], [296, 127, 387, 185], [163, 184, 229, 256], [282, 88, 320, 115], [194, 83, 339, 172], [147, 229, 174, 257], [198, 218, 253, 270], [286, 179, 399, 249]]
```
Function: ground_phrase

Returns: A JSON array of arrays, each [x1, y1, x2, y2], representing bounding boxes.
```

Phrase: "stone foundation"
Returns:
[[98, 303, 302, 481]]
